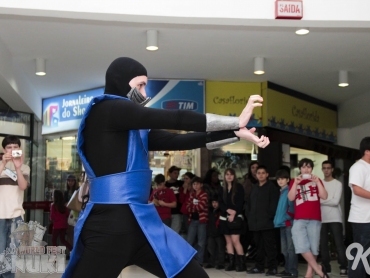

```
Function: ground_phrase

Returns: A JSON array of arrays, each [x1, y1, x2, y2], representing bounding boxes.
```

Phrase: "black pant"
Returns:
[[71, 205, 208, 278], [207, 235, 225, 265], [253, 229, 278, 270], [319, 222, 347, 270]]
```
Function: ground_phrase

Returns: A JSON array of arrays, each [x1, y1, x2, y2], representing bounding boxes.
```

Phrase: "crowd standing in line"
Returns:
[[148, 146, 370, 278]]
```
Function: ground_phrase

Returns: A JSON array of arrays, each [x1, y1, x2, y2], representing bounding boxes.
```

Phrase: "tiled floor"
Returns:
[[13, 261, 344, 278]]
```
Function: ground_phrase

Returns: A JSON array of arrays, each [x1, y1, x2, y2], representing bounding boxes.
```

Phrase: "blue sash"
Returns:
[[62, 95, 195, 278]]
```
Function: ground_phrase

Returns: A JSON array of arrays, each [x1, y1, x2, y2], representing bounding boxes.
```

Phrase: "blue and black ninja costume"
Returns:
[[62, 57, 239, 278]]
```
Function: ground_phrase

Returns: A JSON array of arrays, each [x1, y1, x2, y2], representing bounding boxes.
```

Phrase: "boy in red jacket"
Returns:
[[149, 174, 177, 227]]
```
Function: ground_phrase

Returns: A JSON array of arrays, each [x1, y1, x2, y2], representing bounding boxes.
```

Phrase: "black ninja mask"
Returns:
[[104, 57, 151, 105]]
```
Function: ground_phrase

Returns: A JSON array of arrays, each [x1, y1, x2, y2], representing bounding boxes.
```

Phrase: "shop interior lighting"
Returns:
[[295, 28, 310, 35], [61, 136, 76, 141], [338, 70, 349, 87], [146, 30, 158, 51], [35, 58, 46, 76], [254, 57, 265, 75]]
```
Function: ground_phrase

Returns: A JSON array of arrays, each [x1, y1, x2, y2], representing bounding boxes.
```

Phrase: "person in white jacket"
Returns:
[[319, 160, 347, 276]]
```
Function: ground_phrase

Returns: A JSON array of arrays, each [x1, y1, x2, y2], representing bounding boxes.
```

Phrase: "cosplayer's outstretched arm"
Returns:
[[148, 95, 269, 150]]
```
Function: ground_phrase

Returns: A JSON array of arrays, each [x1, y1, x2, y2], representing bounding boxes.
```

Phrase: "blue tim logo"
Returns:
[[162, 100, 198, 110]]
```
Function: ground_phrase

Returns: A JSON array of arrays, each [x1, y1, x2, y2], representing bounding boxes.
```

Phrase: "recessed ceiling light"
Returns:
[[295, 28, 310, 35]]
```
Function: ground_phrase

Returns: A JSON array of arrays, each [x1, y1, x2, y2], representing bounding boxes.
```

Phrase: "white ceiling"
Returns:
[[1, 13, 370, 127]]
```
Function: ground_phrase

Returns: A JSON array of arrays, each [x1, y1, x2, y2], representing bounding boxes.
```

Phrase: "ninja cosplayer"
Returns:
[[63, 57, 269, 278]]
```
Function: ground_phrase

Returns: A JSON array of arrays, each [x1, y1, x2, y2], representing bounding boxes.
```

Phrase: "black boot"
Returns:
[[235, 255, 246, 272], [224, 253, 235, 271]]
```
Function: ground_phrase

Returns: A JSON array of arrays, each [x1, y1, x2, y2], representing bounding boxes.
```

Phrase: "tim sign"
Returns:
[[275, 0, 303, 19]]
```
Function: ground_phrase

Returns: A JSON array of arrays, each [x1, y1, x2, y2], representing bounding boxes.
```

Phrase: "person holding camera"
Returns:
[[0, 135, 30, 278], [288, 158, 329, 278]]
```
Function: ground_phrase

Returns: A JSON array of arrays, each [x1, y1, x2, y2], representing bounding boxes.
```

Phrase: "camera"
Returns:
[[302, 174, 312, 179], [12, 150, 22, 158]]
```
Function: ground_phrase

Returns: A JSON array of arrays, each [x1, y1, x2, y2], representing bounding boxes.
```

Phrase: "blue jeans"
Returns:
[[171, 214, 182, 234], [348, 222, 370, 278], [320, 222, 347, 271], [0, 216, 22, 278], [187, 221, 207, 265], [280, 226, 298, 276]]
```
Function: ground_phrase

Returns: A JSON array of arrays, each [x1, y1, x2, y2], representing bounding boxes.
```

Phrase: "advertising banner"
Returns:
[[146, 80, 204, 113], [42, 80, 204, 134], [263, 88, 337, 142]]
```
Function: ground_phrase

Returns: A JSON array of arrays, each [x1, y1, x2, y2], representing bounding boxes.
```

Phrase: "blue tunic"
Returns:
[[62, 94, 196, 278]]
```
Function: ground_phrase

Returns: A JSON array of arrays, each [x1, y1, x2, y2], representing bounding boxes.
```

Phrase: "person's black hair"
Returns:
[[278, 165, 291, 179], [2, 135, 21, 149], [183, 172, 195, 180], [245, 161, 259, 183], [191, 176, 203, 184], [298, 158, 314, 169], [322, 160, 334, 168], [256, 165, 268, 173], [104, 57, 147, 98], [359, 137, 370, 157], [202, 168, 220, 186], [222, 168, 238, 205], [53, 190, 66, 214], [154, 174, 165, 184], [275, 169, 290, 179], [210, 194, 219, 202], [168, 165, 181, 173]]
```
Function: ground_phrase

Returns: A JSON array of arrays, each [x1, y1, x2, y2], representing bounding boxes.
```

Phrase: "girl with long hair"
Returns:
[[218, 168, 245, 272], [50, 190, 73, 251]]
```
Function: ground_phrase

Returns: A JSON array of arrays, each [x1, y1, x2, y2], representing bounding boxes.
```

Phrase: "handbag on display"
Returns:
[[227, 215, 243, 230], [67, 189, 82, 212]]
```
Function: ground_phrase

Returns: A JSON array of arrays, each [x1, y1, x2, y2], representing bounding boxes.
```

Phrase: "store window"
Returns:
[[45, 135, 82, 201], [149, 149, 197, 180], [211, 140, 255, 183]]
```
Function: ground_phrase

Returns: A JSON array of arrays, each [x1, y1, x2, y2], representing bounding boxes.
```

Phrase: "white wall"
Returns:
[[337, 122, 370, 149], [1, 0, 370, 25]]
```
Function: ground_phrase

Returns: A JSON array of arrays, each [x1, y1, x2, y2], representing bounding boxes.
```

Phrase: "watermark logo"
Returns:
[[0, 220, 66, 274], [0, 246, 66, 274], [346, 242, 370, 274]]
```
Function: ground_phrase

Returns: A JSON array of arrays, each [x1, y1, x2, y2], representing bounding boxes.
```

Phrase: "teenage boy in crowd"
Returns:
[[165, 165, 184, 233], [320, 160, 348, 276], [348, 137, 370, 278], [0, 135, 30, 278], [186, 176, 208, 267], [149, 174, 177, 227], [274, 169, 298, 278], [247, 165, 279, 276], [288, 158, 329, 278]]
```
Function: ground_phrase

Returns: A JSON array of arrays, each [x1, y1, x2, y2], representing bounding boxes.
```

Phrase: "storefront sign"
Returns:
[[42, 80, 204, 134], [42, 88, 103, 134], [263, 88, 337, 142], [205, 81, 262, 127], [275, 0, 303, 19]]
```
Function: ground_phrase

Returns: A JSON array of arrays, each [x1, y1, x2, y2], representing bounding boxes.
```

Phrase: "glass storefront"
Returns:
[[44, 134, 82, 201]]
